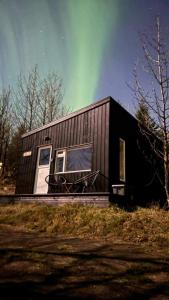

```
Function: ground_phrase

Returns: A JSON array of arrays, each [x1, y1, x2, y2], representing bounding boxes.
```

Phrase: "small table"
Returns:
[[61, 182, 74, 193]]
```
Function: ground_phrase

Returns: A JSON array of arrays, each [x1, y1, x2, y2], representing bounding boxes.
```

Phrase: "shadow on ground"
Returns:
[[0, 231, 169, 299]]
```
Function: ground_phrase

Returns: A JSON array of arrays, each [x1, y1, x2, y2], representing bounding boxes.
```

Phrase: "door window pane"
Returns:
[[39, 148, 51, 166]]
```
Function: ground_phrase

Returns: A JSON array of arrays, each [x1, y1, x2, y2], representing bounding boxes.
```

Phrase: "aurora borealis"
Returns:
[[0, 0, 169, 111], [66, 0, 118, 107]]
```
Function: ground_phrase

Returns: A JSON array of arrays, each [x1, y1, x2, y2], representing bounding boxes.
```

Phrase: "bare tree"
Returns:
[[38, 73, 68, 125], [7, 124, 27, 179], [8, 66, 69, 181], [0, 87, 13, 177], [14, 66, 69, 131], [14, 66, 40, 131], [133, 17, 169, 207], [0, 65, 69, 182]]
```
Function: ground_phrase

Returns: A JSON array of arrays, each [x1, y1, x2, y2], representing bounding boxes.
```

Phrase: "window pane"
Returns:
[[119, 139, 125, 181], [56, 157, 64, 173], [39, 148, 50, 166], [66, 147, 92, 171]]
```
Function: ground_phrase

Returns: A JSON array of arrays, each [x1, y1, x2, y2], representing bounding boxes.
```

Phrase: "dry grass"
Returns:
[[0, 202, 169, 247]]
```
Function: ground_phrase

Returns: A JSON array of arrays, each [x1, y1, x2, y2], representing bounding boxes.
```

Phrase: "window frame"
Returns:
[[37, 145, 52, 168], [119, 138, 126, 182], [55, 150, 66, 173], [55, 145, 92, 174]]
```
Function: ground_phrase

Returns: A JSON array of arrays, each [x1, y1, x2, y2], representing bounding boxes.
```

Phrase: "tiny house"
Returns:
[[15, 96, 163, 205]]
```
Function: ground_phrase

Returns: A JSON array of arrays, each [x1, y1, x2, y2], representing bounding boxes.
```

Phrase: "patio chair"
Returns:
[[45, 174, 66, 193], [71, 170, 100, 193]]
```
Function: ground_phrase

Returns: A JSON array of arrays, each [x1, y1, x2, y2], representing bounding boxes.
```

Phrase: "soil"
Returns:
[[0, 228, 169, 300]]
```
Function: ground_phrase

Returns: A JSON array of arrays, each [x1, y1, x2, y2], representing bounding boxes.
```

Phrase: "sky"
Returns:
[[0, 0, 169, 114]]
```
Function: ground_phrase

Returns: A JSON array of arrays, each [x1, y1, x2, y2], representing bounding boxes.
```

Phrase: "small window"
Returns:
[[55, 146, 92, 173], [55, 157, 64, 173], [55, 150, 66, 173], [119, 138, 125, 181], [39, 148, 51, 166]]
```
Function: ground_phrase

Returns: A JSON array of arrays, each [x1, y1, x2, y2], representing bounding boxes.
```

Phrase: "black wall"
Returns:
[[109, 100, 164, 205]]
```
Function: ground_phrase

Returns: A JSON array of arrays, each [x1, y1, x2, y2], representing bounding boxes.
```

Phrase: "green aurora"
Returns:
[[0, 0, 119, 110], [66, 0, 118, 107]]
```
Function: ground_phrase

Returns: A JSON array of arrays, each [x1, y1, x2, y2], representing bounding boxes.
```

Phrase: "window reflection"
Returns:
[[67, 147, 92, 171], [55, 146, 92, 173], [39, 148, 50, 166]]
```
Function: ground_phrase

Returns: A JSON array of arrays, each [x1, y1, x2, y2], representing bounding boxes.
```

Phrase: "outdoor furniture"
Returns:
[[45, 174, 67, 193], [45, 170, 100, 193], [70, 170, 100, 193]]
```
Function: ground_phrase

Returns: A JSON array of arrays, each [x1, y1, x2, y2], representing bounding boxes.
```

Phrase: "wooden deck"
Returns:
[[0, 193, 111, 208]]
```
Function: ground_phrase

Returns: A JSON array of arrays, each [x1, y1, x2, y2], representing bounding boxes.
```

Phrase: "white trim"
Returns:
[[55, 149, 66, 173], [34, 145, 52, 194], [55, 169, 91, 175], [112, 184, 125, 187], [55, 142, 92, 152]]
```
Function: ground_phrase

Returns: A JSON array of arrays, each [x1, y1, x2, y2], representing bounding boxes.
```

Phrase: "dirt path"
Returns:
[[0, 230, 169, 299]]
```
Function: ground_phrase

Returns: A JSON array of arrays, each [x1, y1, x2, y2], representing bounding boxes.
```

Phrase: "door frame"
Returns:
[[34, 145, 52, 194]]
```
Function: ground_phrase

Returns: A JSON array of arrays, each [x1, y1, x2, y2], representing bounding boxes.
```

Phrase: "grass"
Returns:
[[0, 202, 169, 248]]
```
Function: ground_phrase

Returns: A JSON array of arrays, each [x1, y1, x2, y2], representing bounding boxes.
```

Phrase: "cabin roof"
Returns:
[[22, 95, 139, 138], [22, 96, 111, 138]]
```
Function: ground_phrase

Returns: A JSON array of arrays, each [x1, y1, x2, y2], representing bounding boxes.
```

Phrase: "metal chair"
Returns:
[[45, 170, 100, 193], [45, 174, 66, 193], [71, 170, 100, 193]]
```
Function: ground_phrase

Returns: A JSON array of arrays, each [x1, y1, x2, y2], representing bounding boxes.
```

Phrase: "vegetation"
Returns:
[[0, 66, 69, 181], [135, 100, 159, 135], [133, 17, 169, 207], [1, 203, 169, 299], [0, 203, 169, 249]]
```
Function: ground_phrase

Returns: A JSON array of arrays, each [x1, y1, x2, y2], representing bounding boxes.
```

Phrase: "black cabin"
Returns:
[[15, 97, 163, 205]]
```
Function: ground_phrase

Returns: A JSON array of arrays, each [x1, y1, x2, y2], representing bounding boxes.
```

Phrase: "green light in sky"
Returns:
[[0, 0, 118, 111], [66, 0, 118, 108]]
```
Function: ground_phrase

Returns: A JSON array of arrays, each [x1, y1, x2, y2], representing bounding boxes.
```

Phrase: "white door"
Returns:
[[34, 146, 52, 194]]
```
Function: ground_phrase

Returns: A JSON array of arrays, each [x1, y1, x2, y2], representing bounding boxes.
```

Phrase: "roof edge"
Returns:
[[22, 96, 111, 138]]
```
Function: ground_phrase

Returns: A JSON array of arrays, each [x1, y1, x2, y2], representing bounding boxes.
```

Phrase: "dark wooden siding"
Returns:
[[109, 100, 164, 205], [16, 100, 110, 194]]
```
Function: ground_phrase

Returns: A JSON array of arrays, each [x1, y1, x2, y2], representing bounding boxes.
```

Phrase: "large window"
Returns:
[[55, 146, 92, 173], [119, 138, 125, 181]]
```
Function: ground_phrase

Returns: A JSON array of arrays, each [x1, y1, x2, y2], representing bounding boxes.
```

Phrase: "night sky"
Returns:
[[0, 0, 169, 113]]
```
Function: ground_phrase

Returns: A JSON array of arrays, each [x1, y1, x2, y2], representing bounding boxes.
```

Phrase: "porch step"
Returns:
[[0, 193, 110, 208]]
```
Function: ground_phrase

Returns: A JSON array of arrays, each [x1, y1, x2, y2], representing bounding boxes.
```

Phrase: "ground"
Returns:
[[0, 228, 169, 300], [0, 180, 15, 195]]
